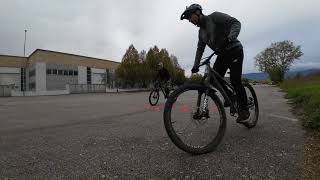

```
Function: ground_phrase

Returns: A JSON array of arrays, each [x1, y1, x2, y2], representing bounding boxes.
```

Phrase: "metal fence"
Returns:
[[0, 85, 14, 97], [69, 84, 106, 94]]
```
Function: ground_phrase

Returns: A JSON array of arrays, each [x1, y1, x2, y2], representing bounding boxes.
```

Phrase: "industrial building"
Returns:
[[0, 49, 120, 96]]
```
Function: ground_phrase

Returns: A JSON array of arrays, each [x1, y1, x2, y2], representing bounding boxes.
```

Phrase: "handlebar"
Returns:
[[198, 52, 216, 67]]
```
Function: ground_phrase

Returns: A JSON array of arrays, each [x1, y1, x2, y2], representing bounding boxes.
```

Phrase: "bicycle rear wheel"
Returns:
[[149, 89, 160, 106], [241, 83, 259, 128], [163, 84, 227, 154]]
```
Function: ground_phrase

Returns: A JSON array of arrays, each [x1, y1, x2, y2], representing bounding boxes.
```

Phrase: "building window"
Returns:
[[47, 69, 52, 75], [64, 70, 68, 75], [106, 69, 110, 84], [58, 70, 63, 75], [53, 69, 57, 75], [68, 70, 74, 76], [73, 70, 78, 76], [29, 69, 36, 77], [87, 67, 91, 84]]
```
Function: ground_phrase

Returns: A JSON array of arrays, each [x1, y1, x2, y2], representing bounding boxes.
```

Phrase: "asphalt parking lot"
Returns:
[[0, 85, 306, 179]]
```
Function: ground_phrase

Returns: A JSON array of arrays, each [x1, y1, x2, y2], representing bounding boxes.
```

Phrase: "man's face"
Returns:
[[188, 13, 199, 26]]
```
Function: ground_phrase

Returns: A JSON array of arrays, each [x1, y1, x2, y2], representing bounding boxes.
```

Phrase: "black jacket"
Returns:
[[194, 12, 243, 67], [154, 68, 170, 82]]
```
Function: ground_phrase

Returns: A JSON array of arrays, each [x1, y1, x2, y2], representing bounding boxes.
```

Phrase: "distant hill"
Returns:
[[243, 69, 320, 81], [285, 69, 320, 78], [242, 72, 269, 81]]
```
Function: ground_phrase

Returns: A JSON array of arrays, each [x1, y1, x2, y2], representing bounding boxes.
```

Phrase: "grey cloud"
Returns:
[[0, 0, 319, 73]]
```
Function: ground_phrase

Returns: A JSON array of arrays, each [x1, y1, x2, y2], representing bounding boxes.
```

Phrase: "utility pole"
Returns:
[[24, 29, 27, 56]]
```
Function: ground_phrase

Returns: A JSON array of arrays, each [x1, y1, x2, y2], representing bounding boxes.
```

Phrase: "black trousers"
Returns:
[[213, 48, 248, 109]]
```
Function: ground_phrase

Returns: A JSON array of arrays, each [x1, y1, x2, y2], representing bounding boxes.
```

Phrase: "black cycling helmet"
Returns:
[[180, 4, 203, 20]]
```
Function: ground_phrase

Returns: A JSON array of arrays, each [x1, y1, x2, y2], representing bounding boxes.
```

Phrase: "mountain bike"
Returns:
[[149, 81, 174, 106], [163, 52, 259, 154]]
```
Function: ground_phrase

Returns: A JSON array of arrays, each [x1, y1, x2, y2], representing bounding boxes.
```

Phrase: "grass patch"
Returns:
[[280, 72, 320, 130], [281, 72, 320, 179]]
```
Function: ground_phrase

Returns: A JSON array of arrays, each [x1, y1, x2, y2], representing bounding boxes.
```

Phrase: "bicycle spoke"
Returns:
[[169, 89, 222, 149], [200, 124, 208, 146], [163, 59, 229, 154], [173, 119, 194, 140]]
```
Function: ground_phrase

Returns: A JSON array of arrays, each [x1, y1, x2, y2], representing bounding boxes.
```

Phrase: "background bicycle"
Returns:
[[149, 80, 175, 106]]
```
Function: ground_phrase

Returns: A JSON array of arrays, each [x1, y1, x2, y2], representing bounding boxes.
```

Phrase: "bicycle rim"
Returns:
[[242, 83, 259, 128], [163, 84, 226, 154], [149, 90, 159, 106]]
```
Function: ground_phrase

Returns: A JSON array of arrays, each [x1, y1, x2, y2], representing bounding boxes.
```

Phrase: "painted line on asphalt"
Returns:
[[261, 112, 299, 122]]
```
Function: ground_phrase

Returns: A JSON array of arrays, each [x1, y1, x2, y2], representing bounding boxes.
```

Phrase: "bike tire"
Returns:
[[163, 84, 227, 155], [242, 83, 259, 128]]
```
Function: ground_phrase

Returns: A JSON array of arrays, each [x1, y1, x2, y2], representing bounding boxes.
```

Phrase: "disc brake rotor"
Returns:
[[190, 111, 209, 126]]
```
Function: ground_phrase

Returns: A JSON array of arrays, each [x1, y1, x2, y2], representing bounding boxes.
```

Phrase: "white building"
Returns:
[[0, 49, 120, 96]]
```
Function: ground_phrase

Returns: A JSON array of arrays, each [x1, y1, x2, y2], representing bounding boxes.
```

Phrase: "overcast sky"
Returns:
[[1, 0, 319, 74]]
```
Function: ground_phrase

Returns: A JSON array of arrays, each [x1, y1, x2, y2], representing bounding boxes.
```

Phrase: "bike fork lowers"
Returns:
[[196, 89, 210, 117]]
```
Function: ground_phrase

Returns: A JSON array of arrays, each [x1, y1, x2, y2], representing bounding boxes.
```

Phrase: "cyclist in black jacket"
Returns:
[[180, 4, 250, 122], [154, 62, 171, 98]]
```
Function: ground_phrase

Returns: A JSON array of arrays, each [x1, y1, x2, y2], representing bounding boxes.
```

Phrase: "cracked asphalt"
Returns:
[[0, 85, 306, 179]]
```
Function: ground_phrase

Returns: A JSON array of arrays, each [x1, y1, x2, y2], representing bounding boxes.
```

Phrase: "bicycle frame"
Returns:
[[197, 52, 237, 111], [154, 82, 168, 97]]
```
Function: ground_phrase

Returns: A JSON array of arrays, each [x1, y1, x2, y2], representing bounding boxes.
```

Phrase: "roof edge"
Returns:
[[0, 54, 28, 59], [29, 49, 120, 64]]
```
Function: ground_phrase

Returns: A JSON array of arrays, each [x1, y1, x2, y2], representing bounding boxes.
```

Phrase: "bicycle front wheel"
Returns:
[[163, 84, 227, 154], [149, 89, 160, 106], [242, 83, 259, 128]]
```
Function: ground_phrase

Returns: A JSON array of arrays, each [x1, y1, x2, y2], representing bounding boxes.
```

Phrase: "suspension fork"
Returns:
[[196, 91, 202, 113], [202, 89, 209, 112], [196, 89, 210, 115], [196, 89, 210, 114], [195, 65, 211, 114]]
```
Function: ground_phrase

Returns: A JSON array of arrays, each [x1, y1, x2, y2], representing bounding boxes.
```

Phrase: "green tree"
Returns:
[[145, 46, 160, 83], [170, 54, 180, 68], [174, 67, 186, 85], [242, 77, 250, 84], [255, 40, 303, 83], [115, 44, 140, 87], [137, 50, 149, 87], [169, 54, 186, 84], [188, 73, 203, 84], [139, 50, 146, 63], [117, 45, 187, 88]]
